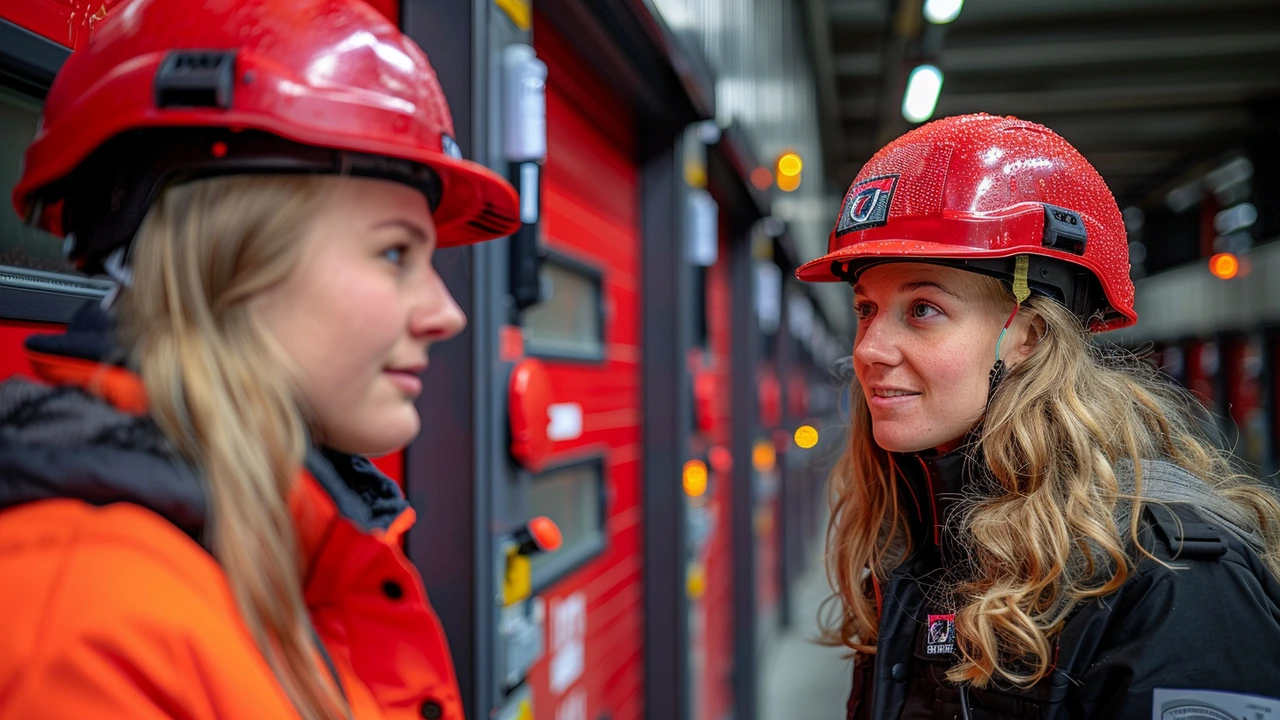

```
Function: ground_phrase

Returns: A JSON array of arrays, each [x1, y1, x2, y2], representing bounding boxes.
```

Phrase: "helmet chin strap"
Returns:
[[989, 255, 1032, 398]]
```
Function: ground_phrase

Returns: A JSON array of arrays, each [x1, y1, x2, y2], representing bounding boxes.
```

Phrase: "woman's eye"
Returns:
[[910, 301, 941, 319], [381, 244, 409, 265]]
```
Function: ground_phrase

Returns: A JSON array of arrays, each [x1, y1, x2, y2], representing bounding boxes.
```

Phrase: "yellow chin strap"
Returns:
[[996, 255, 1031, 363], [1011, 254, 1032, 304]]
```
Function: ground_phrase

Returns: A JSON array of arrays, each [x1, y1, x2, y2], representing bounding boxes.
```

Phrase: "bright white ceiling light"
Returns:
[[924, 0, 964, 24], [902, 65, 943, 123]]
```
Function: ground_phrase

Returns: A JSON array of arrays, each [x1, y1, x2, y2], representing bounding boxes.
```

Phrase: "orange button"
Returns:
[[529, 516, 563, 552]]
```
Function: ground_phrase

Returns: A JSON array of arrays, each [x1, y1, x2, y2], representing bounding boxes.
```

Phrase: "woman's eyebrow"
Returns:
[[851, 280, 959, 298], [371, 218, 434, 244], [900, 280, 959, 298]]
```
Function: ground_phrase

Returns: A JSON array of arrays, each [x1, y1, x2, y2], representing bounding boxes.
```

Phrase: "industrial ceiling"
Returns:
[[804, 0, 1280, 212]]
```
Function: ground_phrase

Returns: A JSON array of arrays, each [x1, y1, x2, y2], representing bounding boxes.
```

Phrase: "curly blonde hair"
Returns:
[[823, 283, 1280, 688]]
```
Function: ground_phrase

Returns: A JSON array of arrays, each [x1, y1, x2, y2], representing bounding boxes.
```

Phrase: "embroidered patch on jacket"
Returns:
[[1154, 688, 1279, 720], [925, 613, 955, 655], [835, 174, 899, 237]]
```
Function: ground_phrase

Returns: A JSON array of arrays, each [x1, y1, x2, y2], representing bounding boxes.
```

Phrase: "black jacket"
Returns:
[[847, 448, 1280, 720]]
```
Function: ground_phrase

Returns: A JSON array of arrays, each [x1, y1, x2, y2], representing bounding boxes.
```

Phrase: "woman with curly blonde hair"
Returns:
[[797, 114, 1280, 719]]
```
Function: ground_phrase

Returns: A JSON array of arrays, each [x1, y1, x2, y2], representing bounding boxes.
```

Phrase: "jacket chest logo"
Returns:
[[926, 613, 956, 655]]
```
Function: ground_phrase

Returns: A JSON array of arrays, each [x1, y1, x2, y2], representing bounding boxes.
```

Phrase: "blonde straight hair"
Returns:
[[824, 282, 1280, 688], [117, 175, 348, 720]]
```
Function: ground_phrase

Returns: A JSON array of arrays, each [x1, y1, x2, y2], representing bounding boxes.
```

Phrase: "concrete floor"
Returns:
[[759, 553, 854, 720]]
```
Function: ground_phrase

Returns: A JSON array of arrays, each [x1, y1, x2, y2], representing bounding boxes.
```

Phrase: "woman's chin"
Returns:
[[873, 429, 937, 455], [322, 407, 420, 457]]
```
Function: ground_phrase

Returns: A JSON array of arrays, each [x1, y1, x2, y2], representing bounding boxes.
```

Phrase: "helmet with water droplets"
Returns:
[[796, 113, 1135, 332], [12, 0, 520, 274]]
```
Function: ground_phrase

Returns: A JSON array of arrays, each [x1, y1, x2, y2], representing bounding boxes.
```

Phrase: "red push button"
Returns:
[[508, 358, 553, 472], [529, 516, 562, 552], [515, 516, 562, 556]]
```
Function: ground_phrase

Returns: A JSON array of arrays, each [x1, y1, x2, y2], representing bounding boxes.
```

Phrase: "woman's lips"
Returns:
[[868, 388, 920, 408], [385, 369, 423, 396]]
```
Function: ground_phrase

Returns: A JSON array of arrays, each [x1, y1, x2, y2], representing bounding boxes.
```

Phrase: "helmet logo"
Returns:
[[836, 174, 898, 237], [850, 188, 883, 223]]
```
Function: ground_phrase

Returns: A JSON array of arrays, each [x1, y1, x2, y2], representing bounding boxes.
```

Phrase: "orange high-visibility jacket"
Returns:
[[0, 342, 464, 719]]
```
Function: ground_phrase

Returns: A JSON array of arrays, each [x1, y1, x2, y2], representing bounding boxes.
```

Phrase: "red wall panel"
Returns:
[[527, 14, 644, 720]]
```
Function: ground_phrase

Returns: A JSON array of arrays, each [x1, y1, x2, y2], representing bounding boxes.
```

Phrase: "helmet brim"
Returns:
[[422, 154, 521, 247], [796, 239, 1038, 282], [796, 238, 1138, 332]]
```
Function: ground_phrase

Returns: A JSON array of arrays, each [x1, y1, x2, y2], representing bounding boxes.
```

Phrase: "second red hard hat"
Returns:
[[797, 114, 1135, 332]]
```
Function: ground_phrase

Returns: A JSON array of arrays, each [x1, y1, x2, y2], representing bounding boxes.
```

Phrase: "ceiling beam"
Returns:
[[839, 94, 878, 120], [930, 79, 1280, 117], [834, 32, 1280, 77], [833, 51, 881, 77], [827, 0, 889, 26], [1044, 118, 1256, 165], [1086, 150, 1185, 176], [952, 0, 1278, 25], [802, 0, 845, 187], [872, 0, 924, 147], [939, 31, 1280, 73]]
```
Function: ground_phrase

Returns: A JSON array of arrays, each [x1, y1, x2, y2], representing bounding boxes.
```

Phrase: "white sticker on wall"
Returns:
[[549, 592, 587, 694], [547, 403, 584, 442]]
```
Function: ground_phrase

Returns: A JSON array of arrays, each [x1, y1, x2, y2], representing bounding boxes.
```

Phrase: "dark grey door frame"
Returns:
[[405, 2, 716, 719], [730, 223, 759, 720], [640, 141, 694, 720], [400, 2, 506, 719]]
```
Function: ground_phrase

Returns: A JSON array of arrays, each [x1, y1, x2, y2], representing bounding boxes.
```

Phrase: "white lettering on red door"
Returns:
[[549, 592, 586, 694], [554, 687, 587, 720]]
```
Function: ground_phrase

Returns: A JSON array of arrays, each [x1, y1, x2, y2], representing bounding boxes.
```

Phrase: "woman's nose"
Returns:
[[852, 317, 902, 367], [410, 269, 467, 342]]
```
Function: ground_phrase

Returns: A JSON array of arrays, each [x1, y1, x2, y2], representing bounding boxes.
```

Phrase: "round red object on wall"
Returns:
[[528, 516, 563, 552], [508, 358, 554, 472]]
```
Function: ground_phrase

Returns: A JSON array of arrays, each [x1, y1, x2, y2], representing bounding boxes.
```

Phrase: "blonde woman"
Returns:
[[0, 1, 519, 719], [797, 114, 1280, 719]]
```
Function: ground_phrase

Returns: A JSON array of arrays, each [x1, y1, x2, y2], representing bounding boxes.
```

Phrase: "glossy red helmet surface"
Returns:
[[797, 114, 1135, 331], [13, 0, 519, 269]]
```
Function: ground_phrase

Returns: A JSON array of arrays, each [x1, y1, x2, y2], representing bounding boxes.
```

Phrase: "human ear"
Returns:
[[1006, 310, 1046, 368]]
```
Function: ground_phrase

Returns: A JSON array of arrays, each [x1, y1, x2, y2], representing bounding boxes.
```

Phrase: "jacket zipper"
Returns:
[[869, 458, 940, 719], [312, 626, 351, 713], [916, 455, 940, 546]]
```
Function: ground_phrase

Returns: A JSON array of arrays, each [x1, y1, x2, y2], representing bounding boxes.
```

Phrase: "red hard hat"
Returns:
[[796, 114, 1135, 332], [13, 0, 520, 273]]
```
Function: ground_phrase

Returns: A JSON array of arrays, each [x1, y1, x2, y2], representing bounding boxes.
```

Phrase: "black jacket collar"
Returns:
[[890, 438, 986, 573]]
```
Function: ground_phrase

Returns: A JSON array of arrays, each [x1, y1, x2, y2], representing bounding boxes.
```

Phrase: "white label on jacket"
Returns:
[[1154, 688, 1279, 720], [550, 592, 587, 694]]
